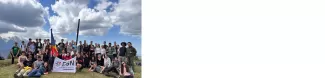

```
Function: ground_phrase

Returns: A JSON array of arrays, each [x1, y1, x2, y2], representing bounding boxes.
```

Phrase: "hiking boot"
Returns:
[[23, 73, 28, 77], [13, 73, 18, 78]]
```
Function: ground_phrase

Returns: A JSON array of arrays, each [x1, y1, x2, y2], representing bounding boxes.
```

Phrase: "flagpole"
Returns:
[[76, 19, 80, 46]]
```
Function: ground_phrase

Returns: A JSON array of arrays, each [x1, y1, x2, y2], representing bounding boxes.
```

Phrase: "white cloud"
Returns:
[[0, 0, 66, 41], [0, 0, 48, 27], [95, 0, 112, 11], [110, 0, 142, 37], [0, 21, 27, 33], [49, 0, 113, 36], [0, 27, 66, 41]]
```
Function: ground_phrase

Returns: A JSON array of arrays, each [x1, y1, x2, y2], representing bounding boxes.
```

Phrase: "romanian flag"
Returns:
[[51, 29, 59, 57]]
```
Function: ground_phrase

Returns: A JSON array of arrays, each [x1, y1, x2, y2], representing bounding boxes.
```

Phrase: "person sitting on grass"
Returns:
[[120, 61, 134, 78], [17, 52, 27, 69], [64, 52, 72, 60], [100, 55, 111, 73], [88, 62, 105, 73], [88, 55, 105, 73], [89, 56, 96, 68], [43, 62, 49, 75], [76, 53, 84, 71], [15, 54, 33, 77], [28, 56, 45, 77], [43, 49, 50, 62], [103, 57, 121, 77], [83, 53, 90, 68]]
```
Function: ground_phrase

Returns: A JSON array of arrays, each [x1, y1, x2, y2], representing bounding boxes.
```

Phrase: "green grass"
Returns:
[[0, 59, 141, 78]]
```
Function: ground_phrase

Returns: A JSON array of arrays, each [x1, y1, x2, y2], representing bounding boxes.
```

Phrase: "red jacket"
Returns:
[[62, 55, 72, 60]]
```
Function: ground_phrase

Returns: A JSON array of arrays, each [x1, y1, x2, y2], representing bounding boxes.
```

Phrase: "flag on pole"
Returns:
[[51, 29, 59, 57]]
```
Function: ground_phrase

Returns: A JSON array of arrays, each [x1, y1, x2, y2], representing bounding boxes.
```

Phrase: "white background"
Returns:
[[143, 0, 325, 78]]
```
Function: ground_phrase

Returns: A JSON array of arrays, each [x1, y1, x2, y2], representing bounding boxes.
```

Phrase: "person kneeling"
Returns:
[[28, 56, 45, 77], [76, 53, 84, 71]]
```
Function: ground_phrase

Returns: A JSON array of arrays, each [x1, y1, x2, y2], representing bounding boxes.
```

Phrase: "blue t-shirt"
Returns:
[[72, 45, 77, 51], [30, 45, 35, 53]]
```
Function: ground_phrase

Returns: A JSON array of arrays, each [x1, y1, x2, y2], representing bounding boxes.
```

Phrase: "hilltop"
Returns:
[[0, 59, 141, 78]]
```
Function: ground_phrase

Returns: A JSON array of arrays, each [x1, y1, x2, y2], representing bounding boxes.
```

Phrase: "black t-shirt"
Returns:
[[44, 66, 49, 72], [58, 42, 65, 48], [119, 47, 127, 56], [23, 59, 33, 67], [43, 53, 49, 62], [89, 45, 95, 52], [79, 45, 83, 52], [36, 42, 42, 49], [83, 57, 89, 65], [76, 57, 84, 64], [83, 44, 89, 52], [97, 58, 104, 66]]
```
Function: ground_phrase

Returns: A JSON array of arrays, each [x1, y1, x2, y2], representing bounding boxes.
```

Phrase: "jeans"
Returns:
[[28, 69, 42, 77]]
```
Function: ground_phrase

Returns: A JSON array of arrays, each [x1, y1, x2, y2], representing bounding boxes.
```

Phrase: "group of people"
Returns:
[[10, 38, 138, 78]]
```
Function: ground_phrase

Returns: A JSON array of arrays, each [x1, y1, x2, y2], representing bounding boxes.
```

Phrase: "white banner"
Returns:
[[52, 57, 76, 73]]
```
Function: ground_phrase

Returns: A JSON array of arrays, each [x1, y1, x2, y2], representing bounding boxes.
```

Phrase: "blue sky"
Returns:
[[0, 0, 141, 56], [41, 0, 141, 56]]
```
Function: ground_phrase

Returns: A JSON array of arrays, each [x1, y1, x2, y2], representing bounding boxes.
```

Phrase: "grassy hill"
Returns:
[[0, 59, 141, 78]]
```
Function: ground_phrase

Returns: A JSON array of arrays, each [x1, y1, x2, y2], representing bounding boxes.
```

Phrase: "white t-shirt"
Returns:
[[95, 47, 101, 54], [71, 51, 75, 56], [101, 48, 106, 55], [20, 44, 26, 51]]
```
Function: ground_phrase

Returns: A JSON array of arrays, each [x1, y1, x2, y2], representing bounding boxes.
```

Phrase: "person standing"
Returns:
[[101, 45, 106, 56], [119, 42, 127, 63], [72, 42, 77, 55], [107, 43, 115, 61], [20, 41, 27, 54], [27, 42, 35, 59], [42, 39, 48, 52], [58, 39, 65, 54], [95, 44, 101, 57], [103, 41, 108, 49], [67, 42, 73, 53], [126, 42, 137, 70], [27, 38, 33, 48], [83, 40, 89, 56], [11, 42, 20, 64], [89, 41, 95, 58], [78, 41, 83, 54], [113, 42, 118, 58], [35, 38, 43, 54]]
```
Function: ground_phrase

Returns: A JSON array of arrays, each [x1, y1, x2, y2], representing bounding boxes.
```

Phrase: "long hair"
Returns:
[[121, 63, 129, 74]]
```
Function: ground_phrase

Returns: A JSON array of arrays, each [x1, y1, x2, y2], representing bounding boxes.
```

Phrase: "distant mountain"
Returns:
[[0, 36, 23, 59]]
